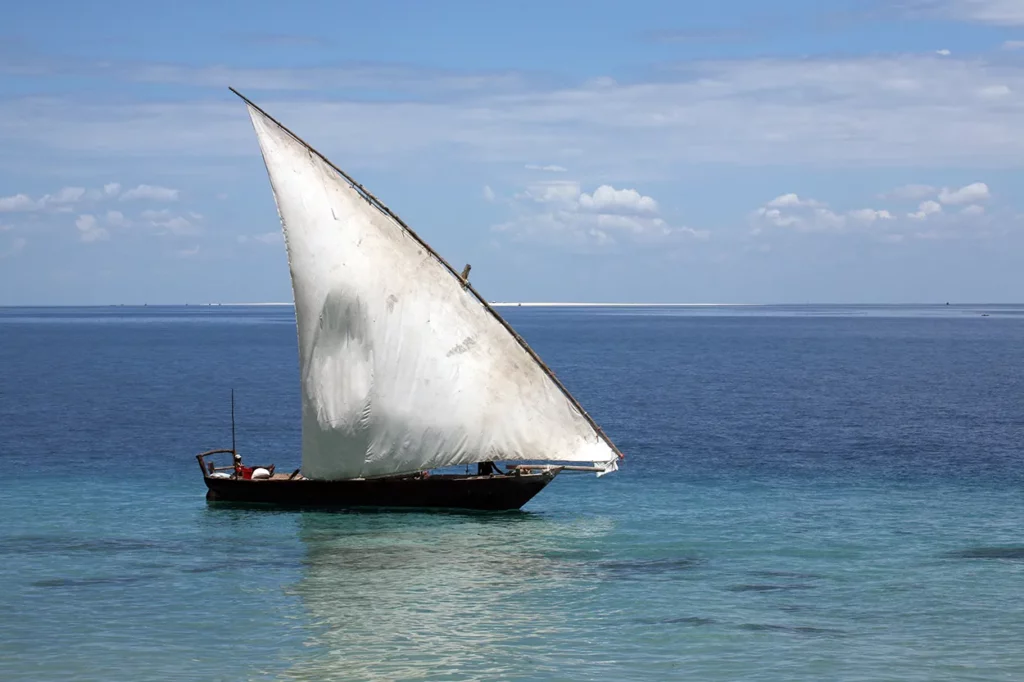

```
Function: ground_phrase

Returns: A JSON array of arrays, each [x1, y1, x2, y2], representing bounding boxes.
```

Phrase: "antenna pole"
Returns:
[[231, 388, 236, 455]]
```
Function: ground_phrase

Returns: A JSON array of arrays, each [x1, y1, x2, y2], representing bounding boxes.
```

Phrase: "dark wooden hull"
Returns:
[[202, 471, 559, 511]]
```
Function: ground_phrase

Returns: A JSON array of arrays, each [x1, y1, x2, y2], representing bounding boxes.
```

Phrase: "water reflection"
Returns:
[[278, 510, 617, 681]]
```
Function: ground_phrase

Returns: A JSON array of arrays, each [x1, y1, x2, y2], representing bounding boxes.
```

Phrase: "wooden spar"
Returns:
[[228, 86, 624, 461], [507, 464, 611, 472], [196, 448, 237, 477]]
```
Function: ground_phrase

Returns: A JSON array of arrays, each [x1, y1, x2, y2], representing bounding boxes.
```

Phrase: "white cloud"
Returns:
[[755, 194, 896, 233], [14, 53, 1024, 172], [938, 182, 990, 204], [909, 200, 943, 220], [755, 207, 801, 228], [0, 182, 172, 218], [0, 194, 35, 212], [525, 164, 568, 172], [148, 215, 199, 235], [139, 208, 201, 235], [39, 186, 86, 209], [519, 180, 583, 206], [105, 210, 128, 227], [938, 0, 1024, 25], [765, 193, 823, 208], [482, 185, 495, 202], [119, 184, 179, 202], [756, 184, 1000, 241], [0, 183, 200, 245], [936, 49, 952, 56], [849, 208, 895, 223], [75, 214, 109, 242], [578, 185, 658, 214], [1003, 40, 1024, 49], [495, 180, 703, 249], [880, 181, 990, 217], [758, 206, 843, 232]]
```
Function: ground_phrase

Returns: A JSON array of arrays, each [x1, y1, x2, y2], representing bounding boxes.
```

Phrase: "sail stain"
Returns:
[[386, 294, 398, 313], [302, 290, 375, 477], [446, 336, 477, 357]]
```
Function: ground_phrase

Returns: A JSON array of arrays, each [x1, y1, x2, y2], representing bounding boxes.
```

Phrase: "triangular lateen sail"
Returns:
[[239, 92, 622, 480]]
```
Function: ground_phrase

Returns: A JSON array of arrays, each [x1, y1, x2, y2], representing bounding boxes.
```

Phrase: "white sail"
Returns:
[[244, 100, 621, 480]]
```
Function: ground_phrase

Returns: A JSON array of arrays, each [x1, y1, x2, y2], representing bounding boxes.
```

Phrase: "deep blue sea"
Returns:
[[2, 304, 1024, 681]]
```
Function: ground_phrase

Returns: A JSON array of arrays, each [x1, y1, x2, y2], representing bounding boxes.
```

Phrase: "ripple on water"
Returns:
[[634, 616, 717, 627], [595, 556, 707, 580], [0, 535, 170, 555], [727, 583, 817, 592], [945, 546, 1024, 560], [7, 306, 1024, 681], [737, 623, 845, 637], [31, 575, 158, 589]]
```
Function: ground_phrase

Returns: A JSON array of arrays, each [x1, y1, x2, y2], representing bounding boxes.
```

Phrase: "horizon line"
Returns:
[[1, 302, 1017, 308]]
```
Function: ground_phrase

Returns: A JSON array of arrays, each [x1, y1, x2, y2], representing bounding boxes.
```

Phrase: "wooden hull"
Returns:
[[202, 471, 559, 511]]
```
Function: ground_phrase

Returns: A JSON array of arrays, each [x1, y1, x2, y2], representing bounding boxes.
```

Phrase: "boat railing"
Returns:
[[196, 449, 289, 480], [195, 449, 239, 478]]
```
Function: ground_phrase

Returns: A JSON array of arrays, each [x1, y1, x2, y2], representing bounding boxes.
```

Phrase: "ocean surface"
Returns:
[[2, 303, 1024, 681]]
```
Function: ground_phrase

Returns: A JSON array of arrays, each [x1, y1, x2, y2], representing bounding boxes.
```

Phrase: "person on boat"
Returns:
[[476, 461, 502, 476], [233, 452, 255, 480], [233, 453, 275, 479]]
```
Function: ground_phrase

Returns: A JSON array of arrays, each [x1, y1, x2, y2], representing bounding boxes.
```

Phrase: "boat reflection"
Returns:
[[276, 509, 615, 681]]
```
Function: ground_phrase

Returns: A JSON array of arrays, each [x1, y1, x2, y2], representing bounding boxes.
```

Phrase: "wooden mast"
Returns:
[[230, 388, 236, 455]]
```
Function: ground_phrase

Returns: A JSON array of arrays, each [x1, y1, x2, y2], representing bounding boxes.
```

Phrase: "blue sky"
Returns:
[[3, 0, 1024, 304]]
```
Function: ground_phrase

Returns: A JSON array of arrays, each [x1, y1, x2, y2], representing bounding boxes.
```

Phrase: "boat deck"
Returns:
[[202, 469, 559, 511], [195, 450, 562, 510]]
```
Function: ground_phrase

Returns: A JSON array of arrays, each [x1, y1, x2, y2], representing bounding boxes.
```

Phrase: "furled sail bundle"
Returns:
[[240, 91, 622, 480]]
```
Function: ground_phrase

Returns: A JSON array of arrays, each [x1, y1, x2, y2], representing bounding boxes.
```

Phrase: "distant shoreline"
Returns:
[[218, 302, 756, 307], [489, 302, 749, 307], [0, 302, 758, 307], [130, 302, 1018, 307], [2, 302, 1019, 308]]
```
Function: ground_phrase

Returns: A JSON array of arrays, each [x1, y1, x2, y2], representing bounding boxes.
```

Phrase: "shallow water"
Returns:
[[2, 304, 1024, 680]]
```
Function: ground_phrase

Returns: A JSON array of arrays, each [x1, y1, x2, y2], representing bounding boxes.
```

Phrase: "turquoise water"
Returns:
[[2, 305, 1024, 680]]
